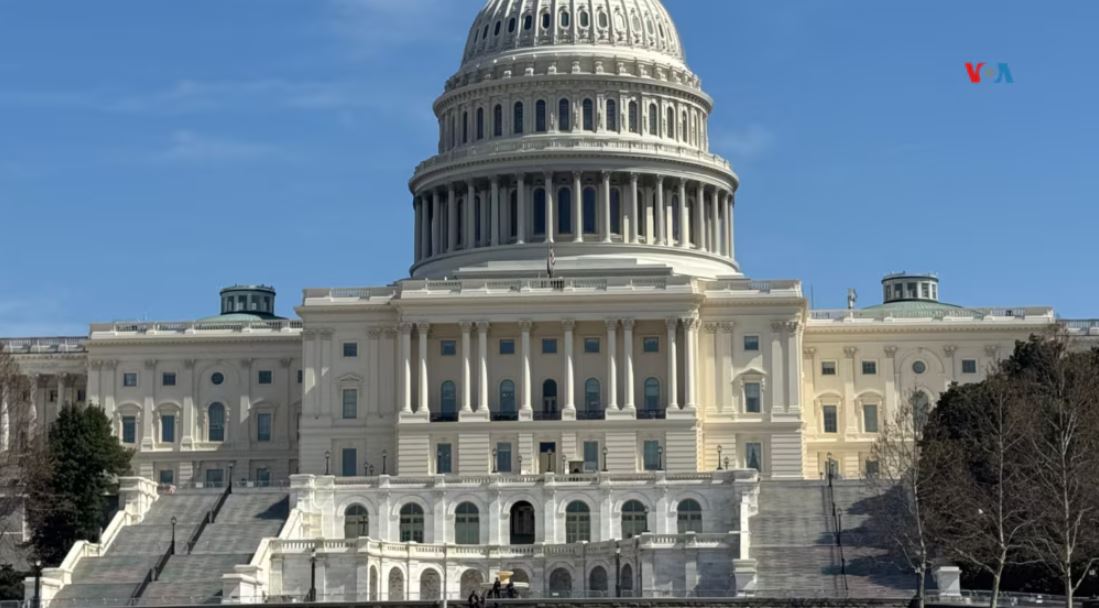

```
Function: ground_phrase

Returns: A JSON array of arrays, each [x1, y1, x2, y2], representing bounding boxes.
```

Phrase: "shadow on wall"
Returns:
[[823, 486, 926, 594]]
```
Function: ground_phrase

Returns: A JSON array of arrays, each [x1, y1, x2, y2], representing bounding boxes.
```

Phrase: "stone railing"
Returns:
[[89, 319, 303, 336], [1062, 319, 1099, 335], [704, 279, 801, 296], [326, 470, 754, 489], [810, 307, 1055, 323], [0, 337, 87, 354], [413, 136, 733, 176]]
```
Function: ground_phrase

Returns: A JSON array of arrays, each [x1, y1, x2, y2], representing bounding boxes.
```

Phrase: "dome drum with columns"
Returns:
[[408, 0, 738, 280]]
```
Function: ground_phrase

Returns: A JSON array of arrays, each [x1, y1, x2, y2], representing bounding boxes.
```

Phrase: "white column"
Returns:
[[666, 319, 679, 409], [28, 375, 40, 437], [414, 197, 423, 262], [432, 193, 442, 256], [571, 172, 583, 242], [685, 318, 698, 409], [563, 320, 576, 414], [622, 319, 635, 411], [694, 183, 705, 250], [490, 178, 500, 247], [0, 385, 9, 452], [654, 181, 665, 246], [417, 323, 430, 414], [606, 320, 618, 410], [400, 324, 413, 414], [719, 323, 734, 413], [57, 373, 69, 407], [516, 174, 527, 245], [709, 188, 720, 254], [678, 181, 689, 248], [600, 171, 612, 243], [466, 181, 476, 249], [628, 173, 640, 244], [477, 321, 489, 413], [460, 322, 472, 413], [544, 172, 555, 244], [727, 193, 736, 259], [520, 321, 533, 415], [447, 186, 458, 253]]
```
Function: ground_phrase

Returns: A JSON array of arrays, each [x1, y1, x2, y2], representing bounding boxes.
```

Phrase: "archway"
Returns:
[[621, 500, 649, 539], [588, 566, 608, 598], [387, 568, 405, 601], [509, 501, 536, 545], [620, 564, 634, 597], [542, 380, 558, 416], [460, 569, 484, 599], [420, 569, 441, 601], [369, 566, 379, 601], [549, 568, 573, 598], [343, 504, 368, 539], [677, 499, 703, 534]]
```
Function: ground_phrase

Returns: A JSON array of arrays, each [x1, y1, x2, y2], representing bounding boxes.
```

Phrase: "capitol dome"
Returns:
[[462, 0, 686, 68], [407, 0, 739, 280]]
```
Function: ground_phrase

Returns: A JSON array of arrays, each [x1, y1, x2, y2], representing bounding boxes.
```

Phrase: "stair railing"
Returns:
[[825, 460, 850, 596], [186, 480, 233, 553]]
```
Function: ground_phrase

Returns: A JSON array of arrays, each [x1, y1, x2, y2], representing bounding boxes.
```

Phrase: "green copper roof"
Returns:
[[195, 312, 284, 323], [859, 299, 981, 319]]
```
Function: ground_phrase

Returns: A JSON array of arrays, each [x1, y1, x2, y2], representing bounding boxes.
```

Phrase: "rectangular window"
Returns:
[[205, 468, 224, 488], [862, 361, 877, 375], [744, 335, 760, 351], [745, 442, 763, 472], [77, 389, 86, 402], [863, 404, 879, 433], [496, 442, 512, 473], [823, 405, 838, 433], [542, 338, 558, 354], [122, 416, 136, 444], [583, 441, 600, 472], [258, 370, 273, 385], [161, 415, 175, 443], [256, 467, 271, 487], [865, 459, 881, 478], [583, 337, 600, 354], [821, 361, 837, 376], [123, 372, 138, 387], [441, 340, 457, 356], [341, 448, 357, 477], [499, 339, 515, 355], [162, 372, 176, 386], [642, 337, 659, 353], [962, 359, 978, 374], [158, 469, 174, 485], [257, 412, 272, 442], [342, 389, 358, 419], [297, 370, 303, 384], [343, 342, 358, 358], [643, 440, 663, 471], [744, 382, 761, 414], [436, 443, 453, 474]]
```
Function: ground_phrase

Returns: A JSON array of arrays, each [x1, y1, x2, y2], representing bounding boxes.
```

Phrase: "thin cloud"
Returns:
[[711, 124, 777, 160], [159, 130, 287, 164], [323, 0, 470, 58]]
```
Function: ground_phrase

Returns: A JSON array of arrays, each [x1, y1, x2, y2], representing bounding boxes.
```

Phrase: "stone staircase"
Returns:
[[136, 489, 289, 606], [750, 480, 914, 598], [50, 489, 222, 607]]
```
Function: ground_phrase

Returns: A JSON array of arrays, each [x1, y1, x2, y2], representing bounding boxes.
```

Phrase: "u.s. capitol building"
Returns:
[[3, 0, 1089, 604]]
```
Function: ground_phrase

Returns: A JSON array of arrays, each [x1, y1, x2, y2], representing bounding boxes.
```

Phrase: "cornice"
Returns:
[[805, 321, 1056, 336], [436, 73, 713, 112]]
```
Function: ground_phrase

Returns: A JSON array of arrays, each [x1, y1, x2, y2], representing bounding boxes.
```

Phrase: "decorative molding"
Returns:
[[703, 323, 720, 335], [367, 328, 384, 339], [984, 345, 1002, 358], [476, 321, 491, 333], [562, 319, 576, 331], [519, 320, 533, 332], [803, 347, 817, 358], [143, 359, 157, 370], [459, 321, 474, 333], [665, 318, 678, 331], [942, 345, 958, 357], [621, 318, 635, 331], [398, 322, 414, 335], [884, 346, 899, 358], [183, 359, 196, 370], [843, 347, 858, 359], [280, 358, 294, 369]]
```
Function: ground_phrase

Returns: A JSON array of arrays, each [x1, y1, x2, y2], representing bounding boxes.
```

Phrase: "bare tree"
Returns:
[[0, 345, 35, 562], [922, 372, 1035, 608], [867, 390, 941, 608], [1014, 341, 1099, 607]]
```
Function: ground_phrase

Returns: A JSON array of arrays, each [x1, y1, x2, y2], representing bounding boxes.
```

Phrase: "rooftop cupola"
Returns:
[[882, 273, 940, 304], [215, 285, 280, 320]]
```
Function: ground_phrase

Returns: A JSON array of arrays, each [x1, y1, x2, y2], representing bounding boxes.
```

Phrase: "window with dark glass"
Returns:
[[643, 441, 662, 471], [821, 361, 837, 375], [621, 500, 649, 538], [584, 337, 600, 354], [441, 340, 457, 356], [496, 442, 512, 473], [343, 342, 358, 358], [455, 502, 479, 545], [863, 404, 879, 433], [499, 380, 516, 414], [476, 108, 484, 140], [161, 415, 175, 443], [341, 448, 357, 477], [499, 339, 515, 355], [258, 370, 272, 385], [744, 335, 760, 351], [606, 99, 618, 131], [582, 188, 597, 234], [629, 101, 639, 133], [557, 187, 572, 234], [162, 372, 176, 387], [962, 359, 978, 374], [643, 337, 659, 353], [862, 361, 877, 375], [208, 403, 225, 442], [533, 188, 547, 234], [558, 98, 571, 131], [566, 501, 591, 543], [823, 405, 838, 433], [342, 389, 358, 419], [513, 102, 524, 134], [257, 412, 272, 442], [493, 104, 503, 137], [677, 499, 703, 534], [440, 381, 457, 416], [123, 373, 138, 388], [542, 338, 557, 354], [582, 99, 594, 131], [400, 504, 425, 543], [436, 443, 453, 474], [744, 383, 761, 413], [535, 100, 547, 132]]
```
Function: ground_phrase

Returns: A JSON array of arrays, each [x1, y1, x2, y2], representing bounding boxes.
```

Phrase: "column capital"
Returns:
[[399, 322, 415, 335], [600, 170, 612, 180], [665, 318, 679, 331], [367, 328, 384, 339], [183, 359, 197, 370], [719, 321, 736, 332], [629, 172, 640, 184], [239, 358, 254, 370], [143, 359, 157, 370], [884, 346, 899, 358], [460, 321, 474, 333], [843, 346, 859, 359], [770, 321, 786, 332], [519, 320, 534, 332], [803, 346, 817, 358], [785, 320, 801, 333], [383, 327, 398, 339], [681, 317, 699, 330], [415, 322, 432, 335], [984, 345, 1001, 358], [620, 318, 635, 331], [476, 320, 491, 333], [571, 170, 583, 180], [703, 323, 720, 335], [605, 319, 619, 331], [543, 171, 554, 182], [562, 319, 576, 331], [448, 184, 456, 195], [280, 358, 294, 369], [655, 175, 665, 186], [515, 172, 526, 183], [943, 345, 958, 356]]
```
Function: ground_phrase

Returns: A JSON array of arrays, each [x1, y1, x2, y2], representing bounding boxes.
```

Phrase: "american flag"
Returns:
[[546, 246, 556, 278]]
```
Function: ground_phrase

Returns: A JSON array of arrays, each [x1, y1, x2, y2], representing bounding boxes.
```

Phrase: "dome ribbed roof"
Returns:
[[463, 0, 685, 67]]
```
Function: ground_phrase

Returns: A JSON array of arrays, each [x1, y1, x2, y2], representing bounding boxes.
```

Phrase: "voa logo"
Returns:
[[966, 62, 1014, 84]]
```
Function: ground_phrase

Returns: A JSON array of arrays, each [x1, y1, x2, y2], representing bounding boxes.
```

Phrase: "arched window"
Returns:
[[557, 187, 572, 235], [681, 111, 688, 141], [677, 499, 703, 534], [208, 403, 225, 442], [344, 504, 369, 539], [440, 381, 457, 415], [558, 98, 571, 131], [610, 189, 622, 234], [524, 14, 533, 31], [667, 107, 676, 139], [420, 570, 441, 601], [535, 100, 547, 132], [533, 188, 547, 235], [476, 108, 485, 140], [542, 379, 558, 415], [399, 503, 425, 543], [508, 17, 516, 33], [455, 502, 480, 545], [499, 380, 516, 414], [588, 566, 608, 598], [549, 568, 573, 598], [388, 567, 405, 601], [462, 111, 469, 143], [579, 10, 590, 28], [510, 501, 536, 545], [493, 104, 503, 137], [582, 187, 597, 234], [598, 11, 609, 28], [606, 99, 618, 132], [584, 378, 601, 412], [513, 102, 524, 134], [509, 190, 518, 238], [541, 12, 551, 31], [620, 564, 634, 596], [560, 10, 570, 28], [629, 101, 639, 133], [643, 378, 661, 411], [648, 103, 658, 135], [582, 99, 594, 131], [566, 501, 591, 543], [494, 20, 502, 36], [621, 500, 648, 539], [474, 196, 482, 242]]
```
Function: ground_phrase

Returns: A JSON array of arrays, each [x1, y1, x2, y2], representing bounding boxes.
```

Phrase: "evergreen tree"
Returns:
[[26, 405, 132, 565]]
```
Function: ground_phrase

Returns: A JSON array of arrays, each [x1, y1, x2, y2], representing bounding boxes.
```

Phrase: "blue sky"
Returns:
[[1, 0, 1097, 336]]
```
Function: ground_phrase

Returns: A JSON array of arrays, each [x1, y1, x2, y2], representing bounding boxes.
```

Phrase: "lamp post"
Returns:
[[602, 446, 608, 472], [517, 453, 523, 474], [657, 446, 664, 471], [364, 460, 370, 477], [324, 450, 330, 475], [170, 516, 177, 555], [716, 445, 723, 470], [33, 559, 42, 608], [614, 546, 622, 598], [308, 547, 317, 602], [227, 463, 234, 492], [492, 448, 498, 473], [382, 449, 388, 475]]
